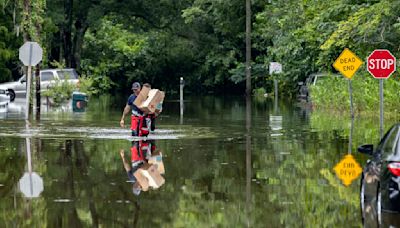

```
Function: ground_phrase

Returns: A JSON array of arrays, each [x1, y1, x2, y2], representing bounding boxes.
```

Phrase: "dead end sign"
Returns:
[[333, 48, 363, 79]]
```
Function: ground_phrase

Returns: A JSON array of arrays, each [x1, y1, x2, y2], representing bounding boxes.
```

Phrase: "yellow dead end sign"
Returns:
[[333, 154, 362, 186], [333, 48, 363, 79]]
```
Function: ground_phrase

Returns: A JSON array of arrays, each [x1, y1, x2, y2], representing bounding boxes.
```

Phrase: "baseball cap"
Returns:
[[132, 82, 141, 90], [132, 184, 141, 196]]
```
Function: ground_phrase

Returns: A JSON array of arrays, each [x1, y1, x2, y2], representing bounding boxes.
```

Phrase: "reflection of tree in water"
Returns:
[[251, 108, 362, 226], [47, 139, 142, 227], [0, 138, 48, 226]]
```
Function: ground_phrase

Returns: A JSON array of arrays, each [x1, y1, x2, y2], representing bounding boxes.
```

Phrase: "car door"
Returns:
[[365, 126, 400, 199], [14, 75, 28, 96], [40, 71, 55, 92]]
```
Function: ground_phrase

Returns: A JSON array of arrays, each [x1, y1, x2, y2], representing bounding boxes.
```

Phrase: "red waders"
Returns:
[[130, 115, 151, 137], [130, 141, 152, 162]]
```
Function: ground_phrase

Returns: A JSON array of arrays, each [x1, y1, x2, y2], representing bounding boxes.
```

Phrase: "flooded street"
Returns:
[[0, 96, 394, 227]]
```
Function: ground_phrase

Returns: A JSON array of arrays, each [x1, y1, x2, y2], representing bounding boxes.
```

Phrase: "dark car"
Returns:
[[359, 124, 400, 226]]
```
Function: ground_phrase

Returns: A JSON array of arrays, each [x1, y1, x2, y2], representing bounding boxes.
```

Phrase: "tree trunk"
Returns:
[[245, 0, 251, 96], [63, 0, 73, 67], [22, 0, 31, 42], [72, 18, 88, 70]]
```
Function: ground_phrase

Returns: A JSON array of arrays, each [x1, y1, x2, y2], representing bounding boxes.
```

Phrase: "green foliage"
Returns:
[[0, 2, 22, 83], [310, 72, 400, 116], [42, 79, 76, 104], [3, 0, 400, 95], [253, 87, 266, 97], [81, 17, 146, 93], [77, 74, 100, 96]]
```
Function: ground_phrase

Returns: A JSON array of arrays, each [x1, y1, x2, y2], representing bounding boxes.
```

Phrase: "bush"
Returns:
[[42, 79, 76, 104], [310, 72, 400, 117]]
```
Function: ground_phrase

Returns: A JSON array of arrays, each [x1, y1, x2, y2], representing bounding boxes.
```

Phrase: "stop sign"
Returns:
[[367, 49, 396, 79]]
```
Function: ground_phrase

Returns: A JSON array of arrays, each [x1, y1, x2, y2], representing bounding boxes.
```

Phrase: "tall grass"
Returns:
[[310, 72, 400, 117]]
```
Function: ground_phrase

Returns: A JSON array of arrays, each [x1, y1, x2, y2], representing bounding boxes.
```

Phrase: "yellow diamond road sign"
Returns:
[[333, 154, 362, 186], [333, 48, 363, 79]]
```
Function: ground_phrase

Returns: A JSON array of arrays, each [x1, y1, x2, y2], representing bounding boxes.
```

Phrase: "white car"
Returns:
[[0, 68, 79, 101], [0, 86, 10, 113], [0, 85, 10, 103]]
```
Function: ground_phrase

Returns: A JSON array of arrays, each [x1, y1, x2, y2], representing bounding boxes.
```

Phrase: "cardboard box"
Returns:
[[133, 86, 150, 107], [134, 168, 149, 191], [155, 91, 165, 113], [139, 163, 165, 189], [140, 89, 165, 113], [148, 151, 165, 174]]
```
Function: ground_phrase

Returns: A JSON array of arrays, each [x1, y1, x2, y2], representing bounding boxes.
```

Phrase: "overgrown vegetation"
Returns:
[[42, 79, 76, 104], [0, 0, 399, 97], [310, 72, 400, 116]]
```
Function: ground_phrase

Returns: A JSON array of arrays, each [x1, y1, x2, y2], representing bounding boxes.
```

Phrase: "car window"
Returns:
[[41, 72, 54, 81], [57, 70, 78, 80], [379, 126, 400, 159]]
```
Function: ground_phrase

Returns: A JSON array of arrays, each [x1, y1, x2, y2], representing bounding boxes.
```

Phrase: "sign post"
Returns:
[[19, 42, 43, 120], [269, 62, 282, 114], [333, 48, 363, 119], [332, 48, 363, 187], [18, 136, 44, 198], [366, 49, 396, 139], [180, 77, 185, 124]]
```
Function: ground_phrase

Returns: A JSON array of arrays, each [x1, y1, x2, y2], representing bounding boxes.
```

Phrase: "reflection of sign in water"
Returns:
[[269, 115, 282, 131], [19, 172, 44, 198], [333, 154, 362, 186], [333, 48, 363, 79]]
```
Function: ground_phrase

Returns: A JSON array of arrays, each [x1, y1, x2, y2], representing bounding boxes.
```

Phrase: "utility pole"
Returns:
[[245, 0, 251, 96]]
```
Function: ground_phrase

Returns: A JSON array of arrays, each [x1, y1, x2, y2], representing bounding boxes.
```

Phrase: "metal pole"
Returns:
[[348, 79, 354, 119], [245, 0, 251, 96], [245, 91, 252, 228], [25, 43, 33, 120], [274, 79, 278, 113], [348, 115, 354, 154], [26, 122, 32, 173], [35, 65, 40, 120], [180, 77, 184, 124], [26, 124, 33, 196], [379, 79, 384, 139], [25, 66, 31, 120]]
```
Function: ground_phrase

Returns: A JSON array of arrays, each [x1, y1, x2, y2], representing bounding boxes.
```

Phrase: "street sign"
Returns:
[[367, 49, 396, 79], [333, 154, 362, 186], [19, 42, 43, 66], [269, 62, 282, 75], [19, 172, 44, 198], [333, 48, 363, 79]]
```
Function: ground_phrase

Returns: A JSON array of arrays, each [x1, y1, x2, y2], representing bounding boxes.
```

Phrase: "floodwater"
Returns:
[[0, 95, 397, 227]]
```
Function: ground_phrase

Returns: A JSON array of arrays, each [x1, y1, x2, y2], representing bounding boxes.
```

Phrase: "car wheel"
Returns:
[[8, 90, 15, 101], [377, 185, 382, 226], [360, 175, 366, 221]]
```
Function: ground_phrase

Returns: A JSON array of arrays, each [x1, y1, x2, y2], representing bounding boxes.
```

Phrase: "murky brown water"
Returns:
[[0, 95, 397, 227]]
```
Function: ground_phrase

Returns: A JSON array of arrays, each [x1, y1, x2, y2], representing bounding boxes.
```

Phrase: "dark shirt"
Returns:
[[126, 161, 144, 183], [127, 169, 137, 183], [127, 94, 143, 116]]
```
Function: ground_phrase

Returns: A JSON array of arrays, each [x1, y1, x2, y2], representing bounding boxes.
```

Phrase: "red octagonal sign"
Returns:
[[367, 49, 396, 79]]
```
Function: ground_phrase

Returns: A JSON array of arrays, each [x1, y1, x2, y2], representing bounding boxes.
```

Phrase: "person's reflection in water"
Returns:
[[119, 140, 158, 196]]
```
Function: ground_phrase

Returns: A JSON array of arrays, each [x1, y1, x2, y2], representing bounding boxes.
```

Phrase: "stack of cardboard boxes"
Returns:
[[133, 151, 166, 191], [133, 87, 165, 114]]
